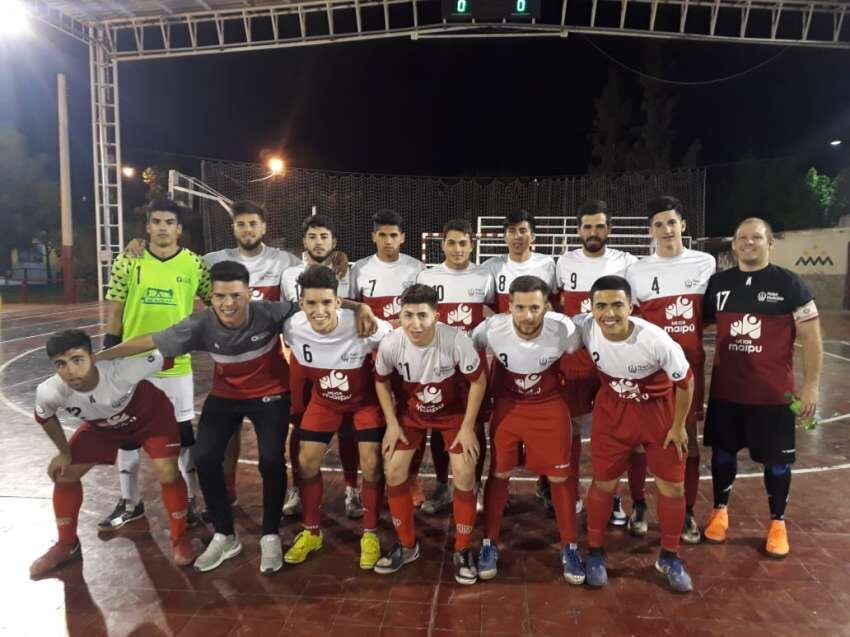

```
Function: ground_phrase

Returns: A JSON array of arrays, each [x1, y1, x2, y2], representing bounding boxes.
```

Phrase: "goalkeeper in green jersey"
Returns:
[[99, 198, 211, 530]]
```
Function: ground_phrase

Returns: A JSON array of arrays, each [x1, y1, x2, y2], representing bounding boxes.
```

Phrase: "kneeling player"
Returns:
[[282, 266, 392, 569], [473, 275, 585, 584], [30, 330, 194, 578], [374, 284, 486, 584], [576, 276, 695, 593]]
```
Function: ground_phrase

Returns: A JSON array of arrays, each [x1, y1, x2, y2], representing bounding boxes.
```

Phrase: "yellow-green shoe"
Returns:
[[360, 531, 381, 570], [284, 530, 323, 564]]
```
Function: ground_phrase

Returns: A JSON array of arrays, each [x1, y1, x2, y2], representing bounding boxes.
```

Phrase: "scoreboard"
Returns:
[[441, 0, 542, 22]]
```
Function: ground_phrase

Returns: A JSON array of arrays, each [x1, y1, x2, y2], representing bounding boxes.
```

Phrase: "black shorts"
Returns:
[[703, 398, 796, 464]]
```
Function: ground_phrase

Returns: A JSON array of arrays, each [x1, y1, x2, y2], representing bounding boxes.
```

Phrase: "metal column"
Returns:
[[89, 26, 124, 301]]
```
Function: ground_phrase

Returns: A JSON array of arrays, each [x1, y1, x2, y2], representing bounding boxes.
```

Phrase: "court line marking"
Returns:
[[794, 341, 850, 363], [2, 341, 848, 482], [0, 322, 105, 345], [0, 303, 101, 322]]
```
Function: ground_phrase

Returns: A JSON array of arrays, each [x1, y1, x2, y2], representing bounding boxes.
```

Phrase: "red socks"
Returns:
[[387, 482, 416, 547], [586, 484, 614, 548], [453, 488, 476, 550], [483, 476, 509, 541], [160, 478, 188, 541], [298, 473, 323, 531], [685, 456, 700, 509], [338, 429, 360, 489], [430, 431, 450, 485], [628, 451, 648, 502], [657, 493, 686, 552], [361, 479, 384, 531], [549, 480, 578, 545], [54, 481, 83, 546]]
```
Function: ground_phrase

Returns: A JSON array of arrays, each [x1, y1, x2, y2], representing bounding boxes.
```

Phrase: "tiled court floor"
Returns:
[[1, 303, 848, 636]]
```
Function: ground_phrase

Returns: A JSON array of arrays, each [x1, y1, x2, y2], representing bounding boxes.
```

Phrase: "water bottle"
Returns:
[[784, 391, 818, 431]]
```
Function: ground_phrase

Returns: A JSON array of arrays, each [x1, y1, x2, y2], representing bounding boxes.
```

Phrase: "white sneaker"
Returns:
[[345, 486, 364, 519], [259, 534, 283, 574], [193, 532, 242, 572], [283, 486, 301, 516], [576, 497, 584, 515]]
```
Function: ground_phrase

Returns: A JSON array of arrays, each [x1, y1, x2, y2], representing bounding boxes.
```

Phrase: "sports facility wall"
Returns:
[[199, 161, 705, 262]]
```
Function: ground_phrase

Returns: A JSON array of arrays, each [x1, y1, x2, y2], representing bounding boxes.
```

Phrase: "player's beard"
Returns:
[[581, 235, 606, 253], [238, 237, 263, 252], [513, 318, 544, 339], [307, 249, 331, 264]]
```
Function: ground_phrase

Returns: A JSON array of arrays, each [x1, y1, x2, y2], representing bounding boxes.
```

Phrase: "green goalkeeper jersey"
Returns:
[[106, 248, 211, 377]]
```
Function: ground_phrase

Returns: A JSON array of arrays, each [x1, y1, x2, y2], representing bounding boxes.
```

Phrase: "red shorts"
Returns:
[[301, 401, 383, 433], [590, 393, 684, 483], [68, 417, 180, 465], [395, 426, 463, 454], [490, 396, 573, 478], [562, 375, 601, 419]]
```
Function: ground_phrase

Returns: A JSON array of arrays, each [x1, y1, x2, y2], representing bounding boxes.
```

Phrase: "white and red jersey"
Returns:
[[204, 244, 301, 301], [481, 252, 558, 313], [280, 263, 352, 303], [375, 323, 483, 425], [572, 314, 690, 409], [154, 300, 295, 399], [557, 247, 638, 379], [416, 263, 495, 333], [472, 312, 580, 403], [350, 254, 426, 320], [34, 352, 173, 428], [283, 309, 392, 411]]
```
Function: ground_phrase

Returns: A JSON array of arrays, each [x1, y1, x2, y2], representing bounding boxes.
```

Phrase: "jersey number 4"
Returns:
[[651, 276, 660, 294]]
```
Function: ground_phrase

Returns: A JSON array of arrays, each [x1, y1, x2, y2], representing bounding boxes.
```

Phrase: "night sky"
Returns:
[[2, 17, 850, 230]]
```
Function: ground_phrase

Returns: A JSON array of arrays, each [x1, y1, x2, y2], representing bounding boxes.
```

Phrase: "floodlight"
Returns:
[[829, 140, 842, 147], [121, 166, 136, 179], [267, 156, 286, 175], [0, 1, 29, 36]]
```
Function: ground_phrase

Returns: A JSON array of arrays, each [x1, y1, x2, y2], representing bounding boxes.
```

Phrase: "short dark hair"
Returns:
[[146, 198, 183, 223], [503, 209, 535, 232], [46, 329, 92, 358], [646, 196, 683, 221], [210, 260, 250, 285], [578, 199, 610, 225], [302, 214, 337, 238], [509, 275, 550, 297], [231, 200, 267, 220], [372, 209, 405, 232], [442, 218, 474, 239], [296, 265, 338, 295], [399, 283, 438, 310], [590, 275, 632, 302]]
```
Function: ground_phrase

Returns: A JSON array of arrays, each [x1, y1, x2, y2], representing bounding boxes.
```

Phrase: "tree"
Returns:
[[805, 166, 850, 227], [0, 126, 60, 271], [589, 69, 634, 173]]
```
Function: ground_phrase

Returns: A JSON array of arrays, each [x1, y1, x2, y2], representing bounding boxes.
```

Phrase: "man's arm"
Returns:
[[340, 298, 378, 337], [450, 373, 486, 460], [39, 415, 73, 480], [104, 300, 125, 347], [795, 318, 822, 420], [96, 333, 157, 361], [663, 376, 694, 461], [376, 378, 407, 457]]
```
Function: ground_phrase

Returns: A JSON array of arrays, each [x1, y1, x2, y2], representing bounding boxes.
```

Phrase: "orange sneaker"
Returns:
[[765, 520, 789, 558], [30, 541, 81, 579], [172, 536, 196, 567], [703, 507, 729, 544], [410, 479, 425, 509]]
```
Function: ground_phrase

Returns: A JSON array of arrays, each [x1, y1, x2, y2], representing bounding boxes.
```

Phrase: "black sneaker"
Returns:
[[97, 498, 145, 531], [453, 549, 478, 585], [535, 478, 554, 514], [609, 495, 627, 527], [373, 542, 420, 575], [186, 497, 201, 528]]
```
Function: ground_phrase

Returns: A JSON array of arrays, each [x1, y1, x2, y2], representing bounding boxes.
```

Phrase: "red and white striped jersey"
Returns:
[[375, 323, 482, 421], [557, 247, 638, 378], [283, 309, 392, 409], [350, 254, 426, 320], [625, 249, 716, 367], [481, 252, 558, 313], [416, 263, 495, 333], [280, 263, 352, 303], [572, 314, 690, 404], [34, 352, 173, 427], [204, 244, 301, 301], [472, 312, 580, 403]]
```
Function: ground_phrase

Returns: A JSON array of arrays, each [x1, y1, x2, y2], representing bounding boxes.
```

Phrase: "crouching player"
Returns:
[[30, 329, 194, 578], [575, 276, 695, 592], [373, 284, 487, 584], [282, 266, 393, 569]]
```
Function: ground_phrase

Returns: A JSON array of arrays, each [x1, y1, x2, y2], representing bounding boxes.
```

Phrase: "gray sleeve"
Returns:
[[152, 313, 205, 355]]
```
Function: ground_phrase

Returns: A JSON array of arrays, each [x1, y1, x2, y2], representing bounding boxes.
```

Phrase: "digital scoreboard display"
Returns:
[[441, 0, 542, 22]]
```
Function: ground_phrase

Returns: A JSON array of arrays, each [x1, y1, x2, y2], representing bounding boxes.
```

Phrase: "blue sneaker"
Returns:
[[585, 551, 608, 587], [477, 540, 499, 580], [561, 545, 586, 585], [655, 554, 693, 593]]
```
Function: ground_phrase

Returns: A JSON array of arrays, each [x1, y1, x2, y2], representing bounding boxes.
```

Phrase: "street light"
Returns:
[[267, 156, 286, 175], [829, 140, 842, 147], [121, 165, 136, 179], [0, 1, 29, 36]]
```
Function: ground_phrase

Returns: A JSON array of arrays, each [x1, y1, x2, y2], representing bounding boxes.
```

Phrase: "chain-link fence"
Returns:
[[200, 160, 705, 261]]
